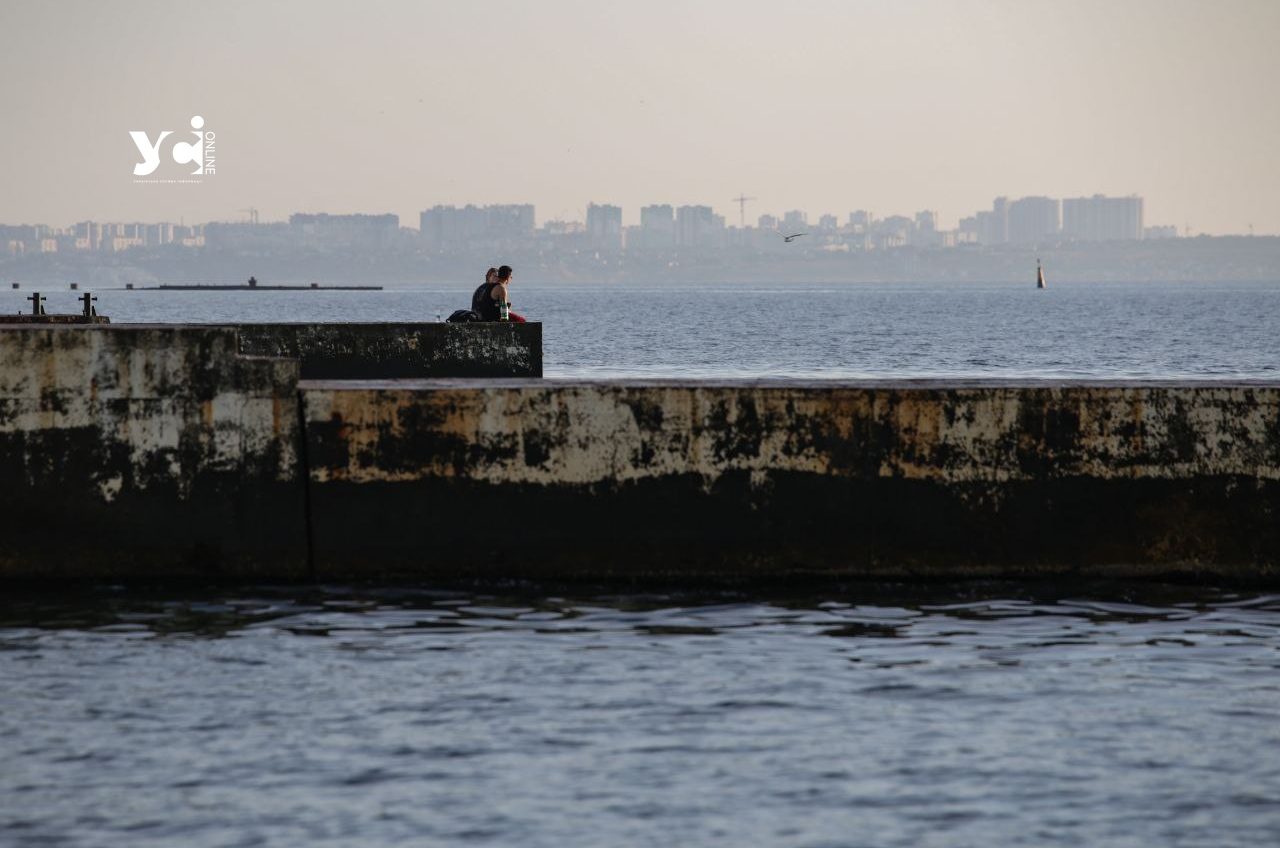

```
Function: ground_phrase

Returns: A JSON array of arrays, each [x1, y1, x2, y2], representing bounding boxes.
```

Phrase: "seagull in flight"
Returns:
[[774, 229, 807, 243]]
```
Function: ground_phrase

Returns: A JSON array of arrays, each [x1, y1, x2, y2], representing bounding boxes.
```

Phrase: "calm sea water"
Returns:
[[2, 279, 1279, 379], [4, 281, 1280, 845], [2, 585, 1279, 846]]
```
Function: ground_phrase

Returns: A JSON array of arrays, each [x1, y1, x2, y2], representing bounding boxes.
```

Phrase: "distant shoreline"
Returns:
[[146, 284, 384, 291], [2, 235, 1278, 287]]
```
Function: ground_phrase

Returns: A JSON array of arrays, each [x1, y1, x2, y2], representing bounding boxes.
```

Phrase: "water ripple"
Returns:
[[3, 582, 1280, 846]]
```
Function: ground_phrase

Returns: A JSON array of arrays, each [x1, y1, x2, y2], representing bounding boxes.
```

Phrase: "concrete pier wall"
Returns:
[[300, 380, 1280, 582], [2, 321, 1278, 583], [0, 326, 307, 580], [234, 322, 542, 379]]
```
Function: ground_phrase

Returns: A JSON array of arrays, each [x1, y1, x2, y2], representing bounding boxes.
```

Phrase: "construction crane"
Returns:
[[731, 194, 756, 229], [239, 207, 259, 225]]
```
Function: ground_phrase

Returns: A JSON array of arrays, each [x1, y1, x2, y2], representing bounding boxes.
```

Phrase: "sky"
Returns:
[[1, 0, 1278, 234]]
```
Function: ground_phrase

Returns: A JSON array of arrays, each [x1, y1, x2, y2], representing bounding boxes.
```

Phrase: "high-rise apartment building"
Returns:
[[1006, 196, 1060, 244], [291, 213, 399, 250], [676, 205, 724, 248], [636, 204, 675, 250], [586, 203, 623, 250], [419, 204, 534, 250], [1062, 195, 1144, 241], [781, 210, 808, 234]]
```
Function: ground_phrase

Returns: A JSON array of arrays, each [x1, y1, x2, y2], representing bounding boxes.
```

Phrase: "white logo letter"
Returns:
[[171, 116, 206, 175], [130, 130, 173, 176]]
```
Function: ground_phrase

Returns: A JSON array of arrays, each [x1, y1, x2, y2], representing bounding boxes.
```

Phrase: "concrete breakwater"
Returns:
[[2, 324, 1278, 582], [0, 323, 540, 580], [301, 380, 1280, 582], [0, 325, 307, 579]]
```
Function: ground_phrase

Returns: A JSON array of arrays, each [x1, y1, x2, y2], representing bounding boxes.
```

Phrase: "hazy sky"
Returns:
[[2, 0, 1278, 233]]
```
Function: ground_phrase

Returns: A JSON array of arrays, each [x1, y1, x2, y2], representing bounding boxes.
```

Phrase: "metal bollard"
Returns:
[[26, 292, 45, 315]]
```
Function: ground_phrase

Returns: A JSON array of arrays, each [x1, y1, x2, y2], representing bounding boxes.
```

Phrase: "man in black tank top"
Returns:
[[471, 268, 501, 321]]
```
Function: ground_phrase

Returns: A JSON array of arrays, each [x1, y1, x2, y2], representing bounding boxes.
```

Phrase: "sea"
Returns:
[[2, 279, 1280, 379], [3, 280, 1279, 846]]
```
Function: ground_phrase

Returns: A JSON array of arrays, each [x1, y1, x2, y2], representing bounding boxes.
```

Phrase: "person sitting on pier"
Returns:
[[471, 268, 501, 321], [471, 265, 525, 322]]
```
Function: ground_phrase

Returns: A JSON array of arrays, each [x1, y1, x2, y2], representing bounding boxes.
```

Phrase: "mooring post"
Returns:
[[26, 292, 45, 315], [80, 292, 98, 318]]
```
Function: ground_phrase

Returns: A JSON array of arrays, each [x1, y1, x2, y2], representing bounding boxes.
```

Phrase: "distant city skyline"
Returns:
[[0, 192, 1198, 248], [3, 1, 1278, 236], [3, 197, 1272, 289], [0, 192, 1213, 269], [0, 189, 1269, 239]]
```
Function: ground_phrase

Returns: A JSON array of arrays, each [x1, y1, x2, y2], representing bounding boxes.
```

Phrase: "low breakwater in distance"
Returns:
[[1, 324, 1277, 583]]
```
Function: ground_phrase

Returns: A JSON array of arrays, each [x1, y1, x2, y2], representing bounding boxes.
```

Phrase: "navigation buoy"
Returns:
[[1036, 258, 1046, 289]]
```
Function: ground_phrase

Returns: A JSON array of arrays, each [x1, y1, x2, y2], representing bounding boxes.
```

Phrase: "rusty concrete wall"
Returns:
[[234, 322, 542, 379], [0, 326, 307, 580], [3, 329, 1278, 586], [301, 380, 1280, 582]]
